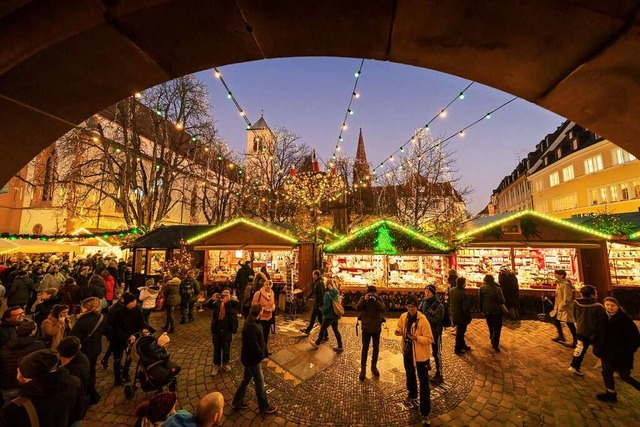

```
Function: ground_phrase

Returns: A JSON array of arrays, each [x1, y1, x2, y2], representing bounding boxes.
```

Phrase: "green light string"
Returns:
[[328, 59, 366, 166], [0, 227, 144, 241]]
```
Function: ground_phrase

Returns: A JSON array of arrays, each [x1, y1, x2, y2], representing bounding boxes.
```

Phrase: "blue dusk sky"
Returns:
[[196, 57, 565, 215]]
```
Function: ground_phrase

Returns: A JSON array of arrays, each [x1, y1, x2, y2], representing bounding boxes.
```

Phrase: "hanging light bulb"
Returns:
[[336, 146, 341, 151], [214, 70, 221, 79], [353, 92, 360, 98], [342, 123, 347, 130], [227, 92, 232, 99], [348, 109, 354, 115], [175, 122, 184, 130], [439, 110, 447, 118], [134, 92, 142, 99], [115, 147, 121, 153], [339, 136, 343, 142], [459, 131, 465, 137], [458, 92, 465, 100], [239, 110, 246, 117], [485, 113, 492, 119], [355, 71, 361, 78]]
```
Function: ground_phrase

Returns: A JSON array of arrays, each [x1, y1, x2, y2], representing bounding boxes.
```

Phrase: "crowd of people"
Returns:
[[0, 254, 638, 426]]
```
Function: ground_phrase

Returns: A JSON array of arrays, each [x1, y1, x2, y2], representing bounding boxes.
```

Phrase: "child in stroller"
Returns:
[[124, 332, 181, 400]]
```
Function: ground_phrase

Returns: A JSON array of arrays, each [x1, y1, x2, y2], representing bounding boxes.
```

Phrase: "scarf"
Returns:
[[218, 300, 226, 320]]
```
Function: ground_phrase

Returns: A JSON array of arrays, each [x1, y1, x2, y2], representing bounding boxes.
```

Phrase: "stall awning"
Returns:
[[0, 239, 79, 254], [324, 219, 450, 254], [457, 210, 613, 242], [187, 218, 298, 249], [130, 225, 213, 249]]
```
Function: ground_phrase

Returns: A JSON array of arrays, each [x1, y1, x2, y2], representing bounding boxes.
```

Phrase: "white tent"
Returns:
[[0, 239, 79, 255]]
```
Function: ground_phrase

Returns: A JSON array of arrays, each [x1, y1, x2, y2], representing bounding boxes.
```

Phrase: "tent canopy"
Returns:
[[0, 239, 79, 255]]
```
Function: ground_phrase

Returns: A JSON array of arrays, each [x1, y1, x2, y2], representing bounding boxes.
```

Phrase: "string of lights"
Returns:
[[328, 59, 365, 166], [213, 67, 252, 129], [0, 227, 144, 241]]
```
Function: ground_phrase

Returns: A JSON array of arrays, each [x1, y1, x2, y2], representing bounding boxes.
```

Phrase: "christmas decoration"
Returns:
[[0, 227, 144, 241], [164, 239, 199, 279], [186, 217, 298, 245], [373, 225, 397, 254]]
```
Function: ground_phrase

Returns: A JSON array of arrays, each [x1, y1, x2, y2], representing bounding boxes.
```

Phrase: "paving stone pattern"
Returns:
[[85, 310, 640, 426]]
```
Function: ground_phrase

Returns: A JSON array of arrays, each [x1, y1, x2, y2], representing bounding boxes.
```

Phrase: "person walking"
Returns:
[[251, 279, 276, 359], [138, 279, 160, 325], [309, 278, 344, 352], [355, 285, 386, 381], [450, 277, 472, 355], [180, 271, 201, 324], [479, 274, 505, 352], [395, 295, 434, 426], [231, 304, 278, 415], [101, 270, 117, 307], [162, 277, 181, 333], [499, 266, 520, 320], [569, 285, 606, 376], [300, 270, 328, 340], [551, 269, 577, 347], [111, 293, 150, 386], [208, 288, 239, 376], [593, 297, 640, 402], [420, 285, 444, 385]]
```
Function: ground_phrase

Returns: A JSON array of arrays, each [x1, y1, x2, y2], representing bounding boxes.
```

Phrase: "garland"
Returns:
[[0, 227, 145, 241], [327, 223, 447, 254]]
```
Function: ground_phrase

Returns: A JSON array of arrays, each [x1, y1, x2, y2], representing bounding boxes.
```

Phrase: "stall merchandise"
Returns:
[[609, 242, 640, 286], [206, 249, 296, 286]]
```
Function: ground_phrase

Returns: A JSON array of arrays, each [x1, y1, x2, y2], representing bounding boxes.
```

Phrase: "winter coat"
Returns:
[[234, 265, 255, 291], [420, 296, 445, 336], [0, 335, 46, 390], [61, 351, 91, 419], [0, 319, 29, 349], [208, 297, 239, 335], [0, 368, 82, 427], [552, 279, 575, 323], [594, 310, 640, 371], [7, 275, 36, 307], [573, 297, 606, 338], [240, 316, 265, 367], [76, 274, 90, 299], [71, 311, 107, 360], [355, 294, 386, 334], [111, 306, 148, 352], [33, 296, 62, 328], [58, 284, 82, 315], [499, 272, 520, 309], [162, 410, 196, 427], [41, 315, 69, 350], [163, 278, 181, 307], [447, 274, 458, 289], [103, 274, 116, 301], [86, 275, 106, 299], [138, 286, 160, 310], [252, 287, 275, 321], [179, 277, 200, 303], [322, 288, 341, 321], [312, 277, 325, 308], [479, 283, 505, 315], [395, 311, 434, 364], [38, 273, 59, 292], [449, 286, 471, 326]]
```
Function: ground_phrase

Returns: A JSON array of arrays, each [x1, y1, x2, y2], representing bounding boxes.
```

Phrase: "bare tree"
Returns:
[[241, 126, 310, 224]]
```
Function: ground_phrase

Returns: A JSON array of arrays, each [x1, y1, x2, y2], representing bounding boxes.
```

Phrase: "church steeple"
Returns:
[[353, 128, 371, 185], [355, 128, 368, 164]]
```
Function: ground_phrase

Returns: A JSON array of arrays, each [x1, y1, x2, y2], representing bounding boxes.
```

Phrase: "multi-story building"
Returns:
[[492, 159, 532, 214]]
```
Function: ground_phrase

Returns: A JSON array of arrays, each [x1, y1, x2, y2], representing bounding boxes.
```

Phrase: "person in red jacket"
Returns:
[[100, 270, 117, 307]]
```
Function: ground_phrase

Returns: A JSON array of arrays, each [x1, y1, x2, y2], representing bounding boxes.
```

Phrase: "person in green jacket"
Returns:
[[179, 271, 201, 324], [309, 278, 343, 352]]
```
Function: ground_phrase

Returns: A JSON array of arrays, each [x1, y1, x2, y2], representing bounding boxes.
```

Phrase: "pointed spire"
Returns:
[[353, 129, 371, 185], [355, 128, 368, 163]]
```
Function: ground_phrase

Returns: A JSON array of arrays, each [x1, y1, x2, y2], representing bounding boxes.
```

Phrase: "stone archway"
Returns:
[[1, 0, 640, 185]]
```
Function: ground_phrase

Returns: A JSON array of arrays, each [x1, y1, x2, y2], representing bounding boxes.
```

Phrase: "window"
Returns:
[[612, 148, 636, 165], [610, 185, 619, 202], [634, 180, 640, 199], [572, 139, 578, 150], [532, 179, 543, 192], [535, 201, 549, 213], [621, 183, 630, 200], [599, 187, 609, 203], [549, 172, 560, 187], [562, 165, 574, 182], [551, 194, 578, 212], [584, 155, 603, 174], [589, 189, 600, 205], [556, 148, 562, 158]]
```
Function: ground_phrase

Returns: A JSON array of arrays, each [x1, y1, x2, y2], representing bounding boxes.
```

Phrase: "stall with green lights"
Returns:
[[454, 210, 614, 304], [324, 219, 451, 307]]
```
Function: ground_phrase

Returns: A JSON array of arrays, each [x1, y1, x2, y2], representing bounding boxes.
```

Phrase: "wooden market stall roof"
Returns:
[[131, 225, 213, 249], [187, 218, 298, 250], [324, 219, 450, 254], [457, 210, 613, 244]]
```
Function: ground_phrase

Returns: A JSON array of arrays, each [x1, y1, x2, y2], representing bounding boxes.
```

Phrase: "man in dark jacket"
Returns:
[[450, 277, 472, 355], [112, 293, 150, 386], [207, 288, 239, 377], [6, 270, 36, 310], [569, 285, 606, 375], [479, 274, 505, 352], [180, 270, 201, 324], [231, 304, 278, 415], [71, 297, 106, 404], [0, 306, 28, 348], [58, 336, 91, 420], [0, 322, 45, 402], [355, 285, 386, 381], [0, 349, 82, 427], [420, 285, 445, 385], [300, 270, 328, 340], [234, 261, 254, 316]]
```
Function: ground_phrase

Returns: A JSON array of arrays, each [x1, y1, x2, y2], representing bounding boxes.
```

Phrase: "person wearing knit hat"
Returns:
[[420, 285, 445, 385], [138, 279, 161, 324], [355, 283, 386, 381], [18, 349, 59, 381], [593, 296, 640, 402], [395, 293, 434, 426], [134, 391, 177, 425], [157, 332, 171, 348]]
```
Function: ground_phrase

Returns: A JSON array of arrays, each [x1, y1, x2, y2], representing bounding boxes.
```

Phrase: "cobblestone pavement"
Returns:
[[85, 310, 640, 426]]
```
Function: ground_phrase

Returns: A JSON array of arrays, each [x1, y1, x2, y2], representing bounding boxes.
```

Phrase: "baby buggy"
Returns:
[[124, 334, 180, 400], [537, 293, 555, 321]]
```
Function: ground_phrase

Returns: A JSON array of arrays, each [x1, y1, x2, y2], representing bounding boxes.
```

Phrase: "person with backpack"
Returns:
[[309, 278, 344, 352], [420, 285, 445, 385], [180, 271, 201, 324], [355, 285, 386, 381]]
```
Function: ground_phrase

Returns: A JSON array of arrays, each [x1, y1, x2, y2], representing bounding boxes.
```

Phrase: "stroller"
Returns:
[[537, 293, 555, 321], [123, 334, 180, 400]]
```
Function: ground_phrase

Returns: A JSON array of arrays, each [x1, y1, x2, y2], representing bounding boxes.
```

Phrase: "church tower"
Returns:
[[353, 128, 371, 186], [245, 113, 274, 179]]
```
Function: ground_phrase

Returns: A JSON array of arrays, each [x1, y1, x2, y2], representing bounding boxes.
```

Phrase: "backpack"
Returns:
[[181, 279, 195, 299]]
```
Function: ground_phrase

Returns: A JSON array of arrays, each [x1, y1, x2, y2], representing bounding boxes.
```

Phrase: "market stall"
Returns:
[[455, 210, 613, 315], [0, 239, 79, 258], [323, 219, 451, 309]]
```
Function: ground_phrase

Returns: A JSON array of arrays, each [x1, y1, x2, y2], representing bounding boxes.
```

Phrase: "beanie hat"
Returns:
[[426, 285, 437, 295], [405, 295, 419, 307], [123, 293, 137, 305], [57, 336, 81, 358], [157, 332, 171, 348], [603, 296, 620, 307], [448, 269, 457, 276], [366, 285, 377, 293], [147, 392, 177, 422], [145, 278, 155, 287], [19, 349, 59, 380], [16, 321, 37, 337]]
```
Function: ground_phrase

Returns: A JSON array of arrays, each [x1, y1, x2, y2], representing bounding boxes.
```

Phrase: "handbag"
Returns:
[[332, 299, 345, 317], [155, 292, 166, 311]]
